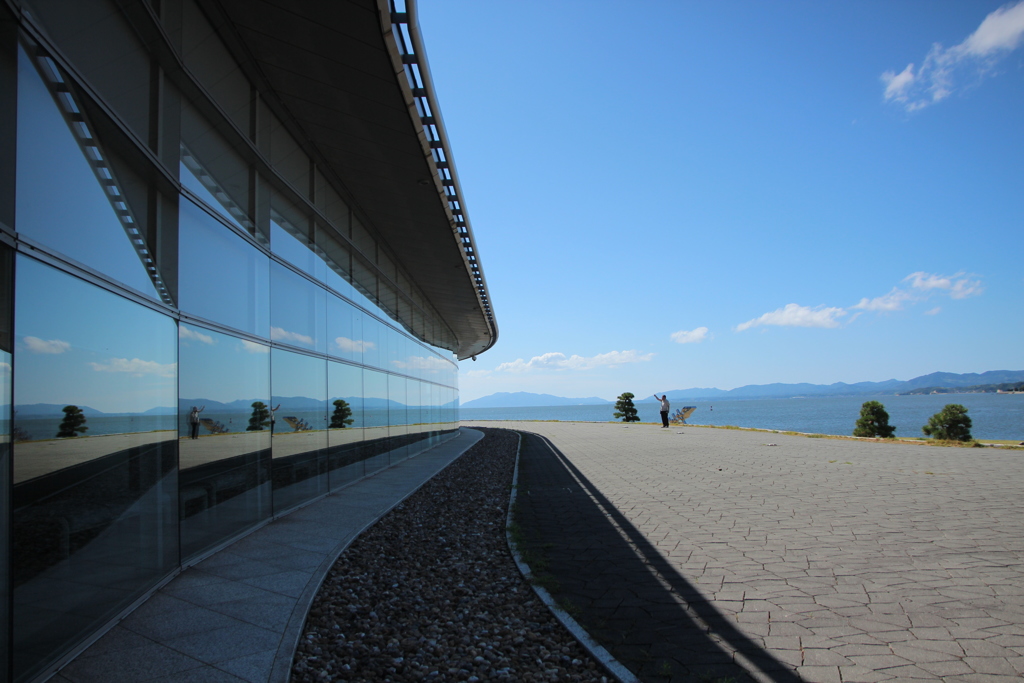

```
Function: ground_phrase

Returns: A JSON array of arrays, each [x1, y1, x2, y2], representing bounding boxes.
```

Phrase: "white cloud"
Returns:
[[24, 336, 71, 354], [392, 355, 450, 372], [240, 340, 270, 354], [882, 0, 1024, 112], [271, 327, 314, 346], [89, 357, 177, 377], [462, 369, 491, 378], [852, 287, 913, 312], [495, 350, 654, 373], [736, 304, 846, 332], [904, 271, 983, 299], [179, 325, 214, 345], [670, 327, 709, 344], [334, 337, 376, 354], [925, 306, 942, 315]]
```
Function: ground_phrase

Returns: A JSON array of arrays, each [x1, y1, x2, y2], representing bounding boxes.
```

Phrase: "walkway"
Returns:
[[497, 420, 1024, 682], [51, 429, 483, 683]]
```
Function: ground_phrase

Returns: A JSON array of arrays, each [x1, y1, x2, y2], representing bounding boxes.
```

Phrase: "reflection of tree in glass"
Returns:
[[57, 405, 88, 438], [330, 399, 354, 428], [12, 409, 31, 442], [247, 401, 271, 431]]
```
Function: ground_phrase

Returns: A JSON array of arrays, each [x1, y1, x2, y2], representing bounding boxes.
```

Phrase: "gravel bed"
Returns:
[[290, 428, 611, 683]]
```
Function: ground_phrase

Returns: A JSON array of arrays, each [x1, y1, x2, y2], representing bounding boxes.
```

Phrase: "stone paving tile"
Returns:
[[489, 420, 1024, 683]]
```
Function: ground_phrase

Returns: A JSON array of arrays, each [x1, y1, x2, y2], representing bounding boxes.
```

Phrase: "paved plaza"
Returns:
[[487, 420, 1024, 683]]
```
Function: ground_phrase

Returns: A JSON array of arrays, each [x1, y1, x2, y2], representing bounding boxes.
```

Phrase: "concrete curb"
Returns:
[[504, 431, 640, 683]]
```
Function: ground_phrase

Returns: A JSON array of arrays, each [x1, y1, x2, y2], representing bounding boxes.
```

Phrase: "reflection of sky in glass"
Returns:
[[271, 219, 325, 282], [364, 369, 388, 402], [271, 348, 326, 401], [179, 324, 269, 404], [179, 198, 270, 337], [179, 158, 245, 230], [16, 46, 158, 299], [15, 257, 176, 414], [270, 261, 326, 353]]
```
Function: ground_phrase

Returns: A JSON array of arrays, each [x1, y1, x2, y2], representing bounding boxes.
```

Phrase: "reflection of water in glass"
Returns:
[[14, 415, 175, 441]]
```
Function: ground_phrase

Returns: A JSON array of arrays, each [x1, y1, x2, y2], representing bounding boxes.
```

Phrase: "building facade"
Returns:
[[0, 0, 495, 680]]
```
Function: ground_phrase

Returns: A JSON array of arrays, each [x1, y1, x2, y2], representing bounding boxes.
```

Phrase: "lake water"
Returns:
[[459, 393, 1024, 441]]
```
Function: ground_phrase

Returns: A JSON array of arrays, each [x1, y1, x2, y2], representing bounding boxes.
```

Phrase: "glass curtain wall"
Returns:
[[4, 2, 462, 680], [12, 257, 178, 683]]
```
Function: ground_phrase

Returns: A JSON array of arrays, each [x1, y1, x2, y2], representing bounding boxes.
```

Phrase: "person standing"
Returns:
[[655, 394, 670, 428], [188, 405, 205, 439]]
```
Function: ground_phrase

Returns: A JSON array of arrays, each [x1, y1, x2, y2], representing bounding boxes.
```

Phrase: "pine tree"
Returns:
[[922, 404, 973, 442], [853, 400, 895, 438], [56, 405, 88, 438], [330, 399, 354, 428], [613, 392, 640, 422], [247, 401, 271, 431]]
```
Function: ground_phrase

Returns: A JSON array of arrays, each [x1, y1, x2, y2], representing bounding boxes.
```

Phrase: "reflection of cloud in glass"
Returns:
[[240, 340, 270, 354], [0, 361, 10, 374], [179, 324, 215, 345], [89, 357, 177, 377], [24, 336, 71, 354], [391, 355, 449, 373], [271, 326, 314, 346], [334, 336, 375, 353]]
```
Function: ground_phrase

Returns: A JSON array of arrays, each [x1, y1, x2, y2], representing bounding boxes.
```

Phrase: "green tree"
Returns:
[[853, 400, 896, 438], [56, 405, 88, 438], [330, 399, 354, 428], [613, 392, 640, 422], [247, 401, 271, 431], [922, 403, 973, 442]]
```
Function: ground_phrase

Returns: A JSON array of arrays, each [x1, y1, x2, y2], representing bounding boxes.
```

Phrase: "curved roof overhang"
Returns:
[[206, 0, 496, 360]]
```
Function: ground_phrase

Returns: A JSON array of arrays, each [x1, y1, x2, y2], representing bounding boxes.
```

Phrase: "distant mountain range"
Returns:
[[460, 392, 612, 408], [463, 370, 1024, 407]]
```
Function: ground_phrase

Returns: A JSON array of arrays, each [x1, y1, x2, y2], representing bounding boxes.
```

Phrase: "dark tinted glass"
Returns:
[[271, 349, 327, 513], [178, 324, 271, 561], [12, 256, 177, 682]]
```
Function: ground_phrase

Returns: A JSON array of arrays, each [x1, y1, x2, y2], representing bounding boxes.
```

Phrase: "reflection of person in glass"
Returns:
[[270, 403, 281, 435], [188, 405, 205, 439]]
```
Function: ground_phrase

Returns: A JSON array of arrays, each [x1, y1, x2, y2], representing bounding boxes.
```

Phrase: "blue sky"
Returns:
[[418, 1, 1024, 402]]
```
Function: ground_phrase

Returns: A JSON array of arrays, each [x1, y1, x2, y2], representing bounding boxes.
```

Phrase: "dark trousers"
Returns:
[[660, 411, 669, 427], [190, 423, 199, 439]]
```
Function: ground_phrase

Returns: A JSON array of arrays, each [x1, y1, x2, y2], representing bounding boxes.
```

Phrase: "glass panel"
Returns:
[[178, 324, 270, 561], [327, 293, 359, 364], [0, 246, 11, 679], [362, 369, 389, 475], [270, 192, 324, 282], [178, 197, 269, 337], [180, 0, 251, 134], [270, 349, 326, 513], [12, 257, 177, 683], [327, 361, 364, 489], [323, 236, 354, 302], [180, 100, 252, 232], [270, 262, 326, 354], [16, 44, 161, 300], [361, 316, 382, 369], [24, 0, 151, 143], [388, 374, 408, 463]]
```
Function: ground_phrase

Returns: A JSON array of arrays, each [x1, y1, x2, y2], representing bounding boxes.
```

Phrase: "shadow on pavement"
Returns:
[[514, 431, 802, 683]]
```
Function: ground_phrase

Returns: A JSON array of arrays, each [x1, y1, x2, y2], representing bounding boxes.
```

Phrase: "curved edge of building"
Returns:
[[0, 0, 496, 680]]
